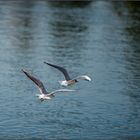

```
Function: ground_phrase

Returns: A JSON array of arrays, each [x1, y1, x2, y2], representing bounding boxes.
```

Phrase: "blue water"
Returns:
[[0, 1, 140, 139]]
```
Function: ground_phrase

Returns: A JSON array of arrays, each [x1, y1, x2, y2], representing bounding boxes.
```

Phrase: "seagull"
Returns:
[[44, 62, 91, 86], [22, 69, 75, 101]]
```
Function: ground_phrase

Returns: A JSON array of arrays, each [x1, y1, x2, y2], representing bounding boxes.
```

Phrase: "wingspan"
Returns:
[[48, 89, 75, 95], [44, 62, 71, 81], [22, 69, 48, 95]]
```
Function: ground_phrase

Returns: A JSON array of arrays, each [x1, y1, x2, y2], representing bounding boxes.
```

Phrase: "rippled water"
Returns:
[[0, 1, 140, 139]]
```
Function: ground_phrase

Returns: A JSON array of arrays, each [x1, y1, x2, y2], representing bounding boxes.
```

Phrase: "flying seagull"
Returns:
[[22, 69, 75, 101], [44, 62, 91, 86]]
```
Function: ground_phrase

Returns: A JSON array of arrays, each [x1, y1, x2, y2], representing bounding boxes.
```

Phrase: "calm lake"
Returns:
[[0, 1, 140, 139]]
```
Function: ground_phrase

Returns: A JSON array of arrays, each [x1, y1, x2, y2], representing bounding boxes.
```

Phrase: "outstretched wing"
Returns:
[[44, 62, 71, 81], [74, 75, 91, 81], [22, 69, 48, 95], [48, 89, 75, 96]]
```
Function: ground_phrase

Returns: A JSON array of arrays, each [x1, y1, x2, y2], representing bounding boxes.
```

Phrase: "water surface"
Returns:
[[0, 1, 140, 139]]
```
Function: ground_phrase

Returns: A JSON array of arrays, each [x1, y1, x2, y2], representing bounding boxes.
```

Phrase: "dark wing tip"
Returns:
[[21, 69, 26, 73], [44, 61, 71, 80], [21, 69, 31, 78], [44, 61, 62, 68], [21, 68, 48, 94], [44, 61, 57, 68], [21, 69, 29, 75], [44, 61, 50, 65]]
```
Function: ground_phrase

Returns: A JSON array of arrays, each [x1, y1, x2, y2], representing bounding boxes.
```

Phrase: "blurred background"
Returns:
[[0, 1, 140, 139]]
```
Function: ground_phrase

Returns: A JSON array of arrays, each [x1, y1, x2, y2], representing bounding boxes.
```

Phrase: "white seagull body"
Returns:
[[22, 69, 74, 101], [44, 62, 91, 87]]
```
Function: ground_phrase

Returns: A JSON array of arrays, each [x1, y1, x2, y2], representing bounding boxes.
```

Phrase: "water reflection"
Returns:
[[47, 1, 91, 74], [48, 1, 92, 8], [112, 2, 140, 135], [10, 1, 33, 48], [114, 2, 140, 99]]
